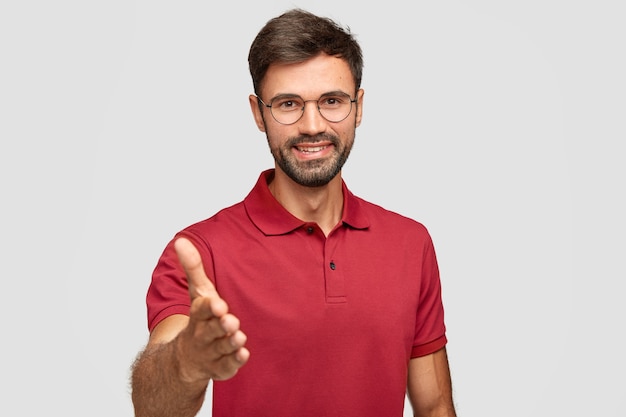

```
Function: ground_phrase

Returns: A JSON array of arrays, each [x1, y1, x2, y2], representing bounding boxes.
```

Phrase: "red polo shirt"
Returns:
[[146, 169, 447, 417]]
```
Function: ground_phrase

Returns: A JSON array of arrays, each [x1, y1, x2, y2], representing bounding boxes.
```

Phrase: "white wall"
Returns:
[[1, 1, 624, 416]]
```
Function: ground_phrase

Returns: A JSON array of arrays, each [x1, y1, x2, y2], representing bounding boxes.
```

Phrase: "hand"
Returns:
[[174, 237, 250, 382]]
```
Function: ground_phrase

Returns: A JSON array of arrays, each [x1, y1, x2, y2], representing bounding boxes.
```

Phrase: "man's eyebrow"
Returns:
[[319, 90, 351, 97], [269, 93, 302, 102]]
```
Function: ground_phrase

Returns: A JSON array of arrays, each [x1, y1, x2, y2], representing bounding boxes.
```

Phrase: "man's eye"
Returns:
[[321, 96, 344, 107], [277, 99, 302, 110]]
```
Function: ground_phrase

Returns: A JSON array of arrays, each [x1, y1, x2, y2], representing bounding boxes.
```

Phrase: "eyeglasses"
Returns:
[[257, 92, 357, 125]]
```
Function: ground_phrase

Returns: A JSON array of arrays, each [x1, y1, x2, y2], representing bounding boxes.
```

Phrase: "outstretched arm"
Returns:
[[407, 347, 457, 417], [131, 237, 250, 417]]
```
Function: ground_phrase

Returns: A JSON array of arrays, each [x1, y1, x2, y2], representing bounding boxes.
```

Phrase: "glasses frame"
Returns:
[[256, 93, 358, 125]]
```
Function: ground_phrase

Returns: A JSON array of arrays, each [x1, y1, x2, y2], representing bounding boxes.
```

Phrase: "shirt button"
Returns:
[[330, 262, 336, 270], [306, 226, 314, 234]]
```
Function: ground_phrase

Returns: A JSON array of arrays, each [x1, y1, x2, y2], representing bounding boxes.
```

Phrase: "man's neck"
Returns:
[[268, 169, 344, 236]]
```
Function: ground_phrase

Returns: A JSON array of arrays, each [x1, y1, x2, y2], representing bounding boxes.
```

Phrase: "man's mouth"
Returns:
[[296, 145, 329, 153]]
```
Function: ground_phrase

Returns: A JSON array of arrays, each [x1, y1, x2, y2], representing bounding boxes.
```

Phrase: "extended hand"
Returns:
[[174, 237, 250, 381]]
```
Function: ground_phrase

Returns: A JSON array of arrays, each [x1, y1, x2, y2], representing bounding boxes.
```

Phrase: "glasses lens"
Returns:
[[318, 94, 353, 123], [270, 96, 305, 125]]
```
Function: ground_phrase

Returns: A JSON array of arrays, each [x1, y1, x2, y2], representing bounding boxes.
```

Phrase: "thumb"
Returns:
[[174, 237, 217, 301]]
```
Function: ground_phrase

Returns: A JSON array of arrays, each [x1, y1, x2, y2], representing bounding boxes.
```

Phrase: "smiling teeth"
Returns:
[[298, 146, 326, 153]]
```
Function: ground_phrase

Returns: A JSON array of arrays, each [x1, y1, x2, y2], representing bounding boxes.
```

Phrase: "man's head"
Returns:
[[248, 9, 363, 96], [248, 10, 364, 188]]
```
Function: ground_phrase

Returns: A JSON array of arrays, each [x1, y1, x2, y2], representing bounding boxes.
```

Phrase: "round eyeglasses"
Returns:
[[257, 92, 357, 125]]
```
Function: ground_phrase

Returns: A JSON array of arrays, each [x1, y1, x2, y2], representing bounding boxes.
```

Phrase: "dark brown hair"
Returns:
[[248, 9, 363, 95]]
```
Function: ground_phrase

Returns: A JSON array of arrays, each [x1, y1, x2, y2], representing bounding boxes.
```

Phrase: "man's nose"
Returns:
[[297, 100, 327, 134]]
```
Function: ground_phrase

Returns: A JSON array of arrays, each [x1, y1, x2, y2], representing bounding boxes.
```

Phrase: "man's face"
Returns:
[[250, 53, 364, 187]]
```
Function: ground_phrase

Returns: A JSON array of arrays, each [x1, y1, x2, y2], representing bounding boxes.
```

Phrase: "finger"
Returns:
[[189, 296, 229, 326], [205, 328, 247, 357], [174, 237, 218, 300], [211, 347, 251, 381]]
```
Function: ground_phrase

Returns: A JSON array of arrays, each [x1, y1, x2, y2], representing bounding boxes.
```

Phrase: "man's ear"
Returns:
[[355, 88, 364, 128], [249, 95, 266, 132]]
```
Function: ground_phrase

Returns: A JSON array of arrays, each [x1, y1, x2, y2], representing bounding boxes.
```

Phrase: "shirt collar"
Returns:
[[244, 169, 370, 236]]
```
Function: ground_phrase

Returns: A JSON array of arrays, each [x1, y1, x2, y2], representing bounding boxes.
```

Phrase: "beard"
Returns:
[[268, 132, 354, 187]]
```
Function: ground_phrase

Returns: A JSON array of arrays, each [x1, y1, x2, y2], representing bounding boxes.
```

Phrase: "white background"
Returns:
[[1, 1, 624, 416]]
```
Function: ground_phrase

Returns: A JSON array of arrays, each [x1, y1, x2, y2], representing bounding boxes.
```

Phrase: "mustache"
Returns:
[[286, 133, 340, 147]]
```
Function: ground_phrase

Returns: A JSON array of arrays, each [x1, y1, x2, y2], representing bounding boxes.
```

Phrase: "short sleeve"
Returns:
[[411, 234, 448, 357]]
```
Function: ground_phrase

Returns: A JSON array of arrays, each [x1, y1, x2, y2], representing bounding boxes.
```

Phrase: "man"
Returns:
[[131, 8, 456, 417]]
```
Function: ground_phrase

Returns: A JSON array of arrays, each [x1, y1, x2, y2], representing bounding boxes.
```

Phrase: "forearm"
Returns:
[[408, 348, 457, 417], [411, 374, 456, 417], [413, 402, 457, 417], [131, 339, 209, 417]]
